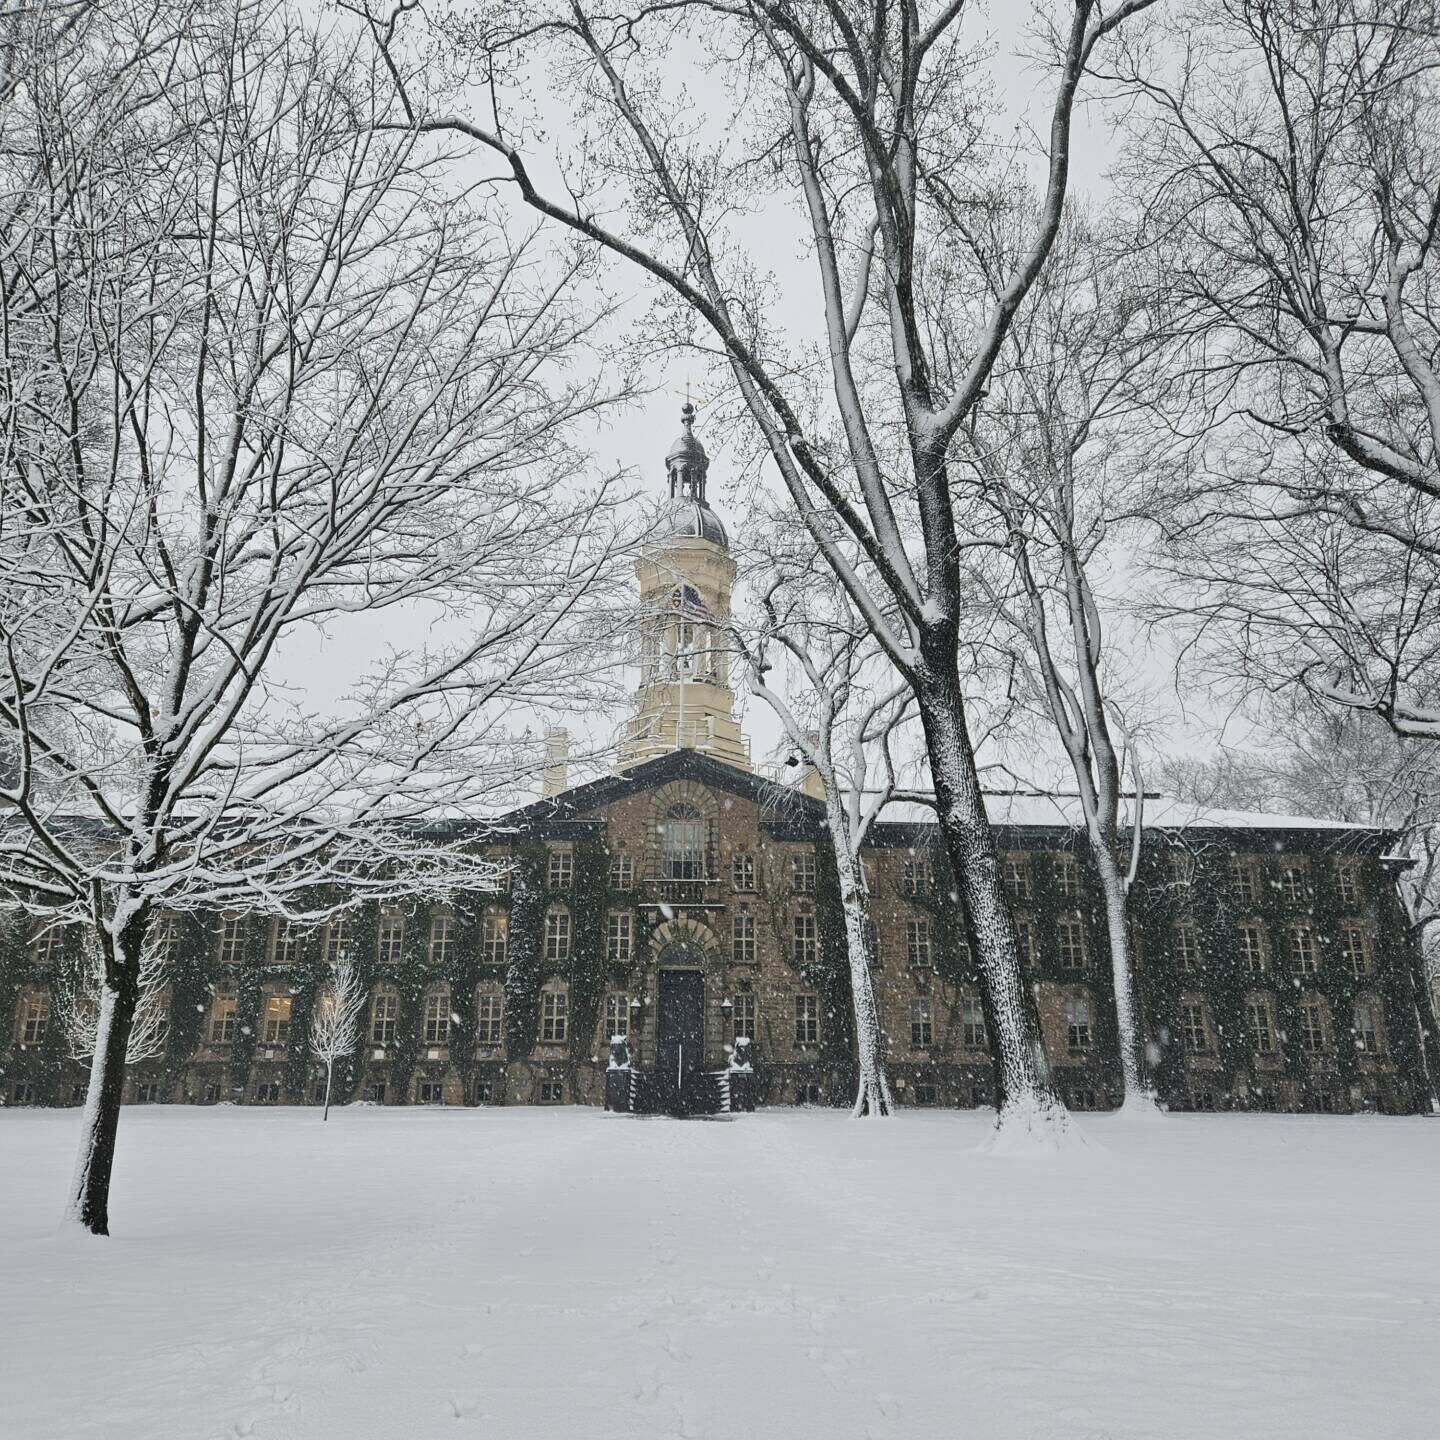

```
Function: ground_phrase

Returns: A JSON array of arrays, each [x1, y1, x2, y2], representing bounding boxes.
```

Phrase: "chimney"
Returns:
[[542, 727, 570, 798]]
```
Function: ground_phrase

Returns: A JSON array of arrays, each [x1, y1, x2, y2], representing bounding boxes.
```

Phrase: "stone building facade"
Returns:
[[1, 410, 1435, 1113]]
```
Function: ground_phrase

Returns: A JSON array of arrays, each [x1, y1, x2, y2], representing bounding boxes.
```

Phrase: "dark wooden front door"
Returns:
[[656, 970, 705, 1105]]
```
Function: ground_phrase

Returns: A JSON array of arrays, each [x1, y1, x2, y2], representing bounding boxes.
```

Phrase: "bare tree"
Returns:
[[310, 942, 368, 1121], [0, 1, 632, 1234], [59, 927, 171, 1067], [363, 0, 1161, 1139]]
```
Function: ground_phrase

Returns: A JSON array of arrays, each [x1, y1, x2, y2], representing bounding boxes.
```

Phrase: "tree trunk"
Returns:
[[63, 965, 140, 1236], [916, 671, 1067, 1135], [323, 1061, 333, 1122], [828, 817, 892, 1118], [1090, 841, 1156, 1113]]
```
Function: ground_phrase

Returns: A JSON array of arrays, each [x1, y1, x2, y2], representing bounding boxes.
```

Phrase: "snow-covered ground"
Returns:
[[3, 1107, 1438, 1440]]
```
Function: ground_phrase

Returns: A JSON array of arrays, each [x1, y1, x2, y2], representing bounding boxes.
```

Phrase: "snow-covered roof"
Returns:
[[876, 792, 1382, 833]]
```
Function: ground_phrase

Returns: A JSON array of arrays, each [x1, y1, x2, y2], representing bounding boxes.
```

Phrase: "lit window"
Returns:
[[906, 918, 932, 969], [1179, 1001, 1210, 1054], [1064, 998, 1093, 1051], [731, 993, 756, 1043], [609, 853, 634, 889], [606, 912, 633, 965], [541, 990, 569, 1043], [1174, 920, 1201, 973], [429, 915, 454, 967], [481, 911, 508, 966], [270, 920, 300, 967], [18, 990, 50, 1044], [208, 992, 238, 1044], [370, 991, 398, 1045], [1003, 857, 1032, 900], [377, 912, 404, 965], [902, 859, 930, 896], [548, 848, 574, 889], [1340, 922, 1371, 977], [1299, 997, 1328, 1053], [1288, 924, 1320, 975], [604, 992, 629, 1040], [218, 916, 245, 966], [791, 852, 817, 893], [1238, 923, 1268, 973], [794, 994, 820, 1045], [660, 807, 705, 880], [1336, 860, 1361, 907], [1245, 995, 1276, 1055], [1230, 858, 1257, 905], [732, 852, 756, 891], [732, 912, 756, 964], [910, 997, 933, 1048], [262, 994, 293, 1045], [423, 990, 451, 1044], [544, 909, 572, 963], [792, 910, 817, 967], [1353, 999, 1384, 1055], [961, 996, 987, 1050], [1057, 916, 1087, 971], [475, 991, 504, 1046]]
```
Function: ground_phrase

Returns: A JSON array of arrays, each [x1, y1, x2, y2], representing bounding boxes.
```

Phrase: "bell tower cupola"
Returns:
[[620, 403, 750, 771]]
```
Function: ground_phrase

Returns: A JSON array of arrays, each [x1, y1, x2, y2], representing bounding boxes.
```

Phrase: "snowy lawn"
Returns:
[[3, 1107, 1438, 1440]]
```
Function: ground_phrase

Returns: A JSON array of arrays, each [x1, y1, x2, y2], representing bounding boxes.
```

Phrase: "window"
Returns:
[[253, 1082, 281, 1105], [262, 994, 293, 1045], [429, 915, 454, 967], [1336, 860, 1361, 907], [417, 1080, 445, 1105], [1002, 857, 1032, 900], [732, 993, 756, 1043], [30, 924, 64, 966], [218, 915, 245, 966], [1014, 917, 1038, 969], [792, 910, 817, 967], [604, 992, 630, 1040], [1064, 998, 1093, 1052], [481, 911, 508, 966], [18, 990, 50, 1044], [370, 990, 398, 1045], [1238, 923, 1268, 974], [905, 918, 933, 969], [606, 912, 633, 965], [961, 996, 987, 1050], [270, 919, 300, 967], [544, 908, 572, 963], [541, 989, 569, 1043], [791, 851, 817, 893], [660, 806, 705, 880], [323, 919, 348, 966], [377, 912, 404, 965], [208, 992, 238, 1044], [1279, 864, 1306, 903], [538, 1079, 565, 1104], [1174, 920, 1201, 973], [1179, 1001, 1210, 1054], [910, 997, 934, 1048], [9, 1082, 34, 1105], [732, 912, 756, 964], [794, 994, 820, 1045], [732, 852, 755, 891], [609, 853, 634, 890], [1245, 996, 1277, 1055], [1288, 923, 1320, 976], [1353, 998, 1385, 1055], [1299, 997, 1329, 1054], [547, 847, 574, 889], [423, 990, 450, 1044], [1167, 851, 1195, 887], [1340, 922, 1372, 977], [1230, 858, 1257, 905], [797, 1081, 824, 1105], [1057, 916, 1087, 972], [912, 1082, 938, 1106], [1055, 855, 1081, 899], [902, 859, 931, 896], [473, 1079, 495, 1105], [475, 991, 504, 1046]]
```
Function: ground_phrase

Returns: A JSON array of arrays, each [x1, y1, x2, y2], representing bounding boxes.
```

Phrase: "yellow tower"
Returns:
[[620, 403, 751, 771]]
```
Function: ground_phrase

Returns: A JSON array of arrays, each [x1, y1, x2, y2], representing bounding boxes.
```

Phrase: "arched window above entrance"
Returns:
[[660, 803, 706, 880]]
